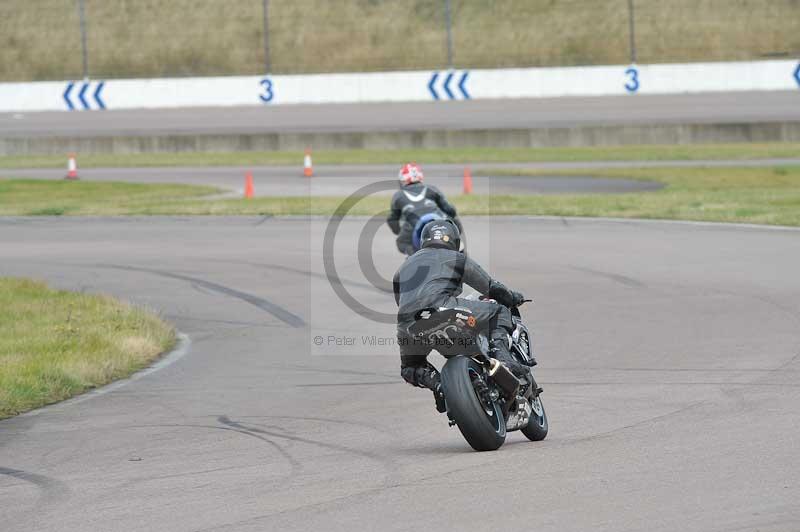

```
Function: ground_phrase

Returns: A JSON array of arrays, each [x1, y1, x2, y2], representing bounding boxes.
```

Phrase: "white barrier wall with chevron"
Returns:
[[1, 60, 798, 112]]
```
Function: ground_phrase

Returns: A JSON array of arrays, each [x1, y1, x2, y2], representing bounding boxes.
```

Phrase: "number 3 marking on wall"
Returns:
[[259, 78, 274, 103], [625, 67, 640, 93]]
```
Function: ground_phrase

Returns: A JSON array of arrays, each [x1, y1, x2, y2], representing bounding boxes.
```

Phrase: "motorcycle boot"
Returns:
[[417, 367, 447, 413], [431, 383, 447, 413], [489, 331, 529, 380], [401, 363, 447, 413]]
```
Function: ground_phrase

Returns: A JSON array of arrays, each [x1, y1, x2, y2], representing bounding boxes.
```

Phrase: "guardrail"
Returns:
[[1, 60, 798, 113]]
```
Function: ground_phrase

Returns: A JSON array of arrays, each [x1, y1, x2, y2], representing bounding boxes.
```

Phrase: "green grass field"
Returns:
[[2, 165, 800, 226], [0, 179, 218, 216], [0, 278, 175, 418], [478, 166, 800, 226], [2, 0, 798, 81], [2, 143, 799, 170]]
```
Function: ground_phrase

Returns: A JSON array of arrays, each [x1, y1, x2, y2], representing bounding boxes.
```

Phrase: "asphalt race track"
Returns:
[[6, 164, 670, 196], [3, 91, 800, 137], [2, 215, 799, 532], [9, 160, 800, 197], [9, 159, 800, 197]]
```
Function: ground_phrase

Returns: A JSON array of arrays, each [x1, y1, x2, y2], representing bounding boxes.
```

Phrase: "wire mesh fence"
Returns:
[[1, 0, 798, 82]]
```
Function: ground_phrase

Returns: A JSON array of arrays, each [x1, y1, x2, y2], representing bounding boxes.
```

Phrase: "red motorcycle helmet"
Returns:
[[398, 163, 424, 186]]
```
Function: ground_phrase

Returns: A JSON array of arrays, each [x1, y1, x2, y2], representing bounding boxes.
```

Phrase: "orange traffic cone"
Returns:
[[65, 153, 79, 180], [463, 166, 473, 194], [303, 148, 313, 177], [244, 171, 254, 198]]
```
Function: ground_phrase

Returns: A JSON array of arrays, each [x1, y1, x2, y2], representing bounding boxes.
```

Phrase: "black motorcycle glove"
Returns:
[[488, 281, 526, 308], [509, 290, 526, 307]]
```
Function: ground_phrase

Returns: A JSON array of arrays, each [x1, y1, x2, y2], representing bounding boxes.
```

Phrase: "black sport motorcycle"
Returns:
[[407, 298, 547, 451]]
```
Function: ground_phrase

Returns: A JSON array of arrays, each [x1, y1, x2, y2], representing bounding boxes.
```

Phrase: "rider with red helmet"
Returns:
[[387, 163, 462, 255]]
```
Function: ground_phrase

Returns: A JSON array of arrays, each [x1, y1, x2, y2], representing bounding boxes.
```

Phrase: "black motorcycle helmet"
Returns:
[[420, 219, 460, 251]]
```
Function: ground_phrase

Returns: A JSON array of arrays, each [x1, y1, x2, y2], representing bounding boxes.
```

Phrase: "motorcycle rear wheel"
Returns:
[[441, 356, 506, 451]]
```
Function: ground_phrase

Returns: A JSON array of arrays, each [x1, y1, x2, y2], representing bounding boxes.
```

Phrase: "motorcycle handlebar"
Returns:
[[478, 296, 533, 307]]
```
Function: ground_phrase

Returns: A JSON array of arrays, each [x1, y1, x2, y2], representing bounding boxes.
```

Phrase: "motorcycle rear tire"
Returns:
[[441, 356, 506, 451]]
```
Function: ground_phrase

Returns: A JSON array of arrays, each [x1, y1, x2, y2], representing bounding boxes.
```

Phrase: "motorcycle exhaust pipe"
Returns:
[[505, 396, 533, 431], [488, 358, 520, 399]]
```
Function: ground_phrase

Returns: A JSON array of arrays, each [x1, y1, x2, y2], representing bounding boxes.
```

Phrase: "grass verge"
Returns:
[[0, 179, 220, 216], [473, 166, 800, 226], [0, 278, 176, 419], [2, 143, 800, 170], [1, 166, 799, 226]]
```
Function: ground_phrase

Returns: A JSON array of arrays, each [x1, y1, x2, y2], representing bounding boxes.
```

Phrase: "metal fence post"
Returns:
[[262, 0, 271, 74], [627, 0, 637, 64], [444, 0, 454, 69], [77, 0, 89, 79]]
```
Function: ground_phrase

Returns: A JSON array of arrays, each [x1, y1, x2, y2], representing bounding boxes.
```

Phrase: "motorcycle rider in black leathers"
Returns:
[[393, 219, 530, 410], [387, 163, 463, 256]]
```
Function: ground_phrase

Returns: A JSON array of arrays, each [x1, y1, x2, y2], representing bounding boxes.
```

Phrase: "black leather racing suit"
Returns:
[[387, 183, 461, 255], [392, 246, 527, 389]]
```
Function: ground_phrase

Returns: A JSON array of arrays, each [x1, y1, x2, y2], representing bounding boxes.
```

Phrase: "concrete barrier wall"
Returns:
[[1, 60, 798, 112], [4, 121, 800, 156]]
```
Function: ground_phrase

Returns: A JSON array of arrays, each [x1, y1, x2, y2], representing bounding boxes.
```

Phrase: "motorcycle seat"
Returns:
[[406, 307, 481, 355]]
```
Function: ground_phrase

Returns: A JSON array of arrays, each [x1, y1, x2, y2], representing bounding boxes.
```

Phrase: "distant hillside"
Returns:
[[1, 0, 798, 81]]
